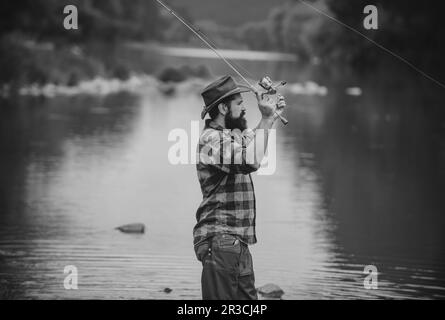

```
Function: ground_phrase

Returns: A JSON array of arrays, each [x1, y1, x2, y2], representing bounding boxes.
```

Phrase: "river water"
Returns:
[[0, 47, 444, 299]]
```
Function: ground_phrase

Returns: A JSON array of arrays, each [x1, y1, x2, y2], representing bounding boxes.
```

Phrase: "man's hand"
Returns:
[[254, 91, 286, 120], [274, 94, 286, 120]]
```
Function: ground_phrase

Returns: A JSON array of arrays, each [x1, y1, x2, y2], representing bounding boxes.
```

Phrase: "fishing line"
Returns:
[[155, 0, 256, 89], [193, 24, 258, 81], [155, 0, 289, 124], [297, 0, 445, 89]]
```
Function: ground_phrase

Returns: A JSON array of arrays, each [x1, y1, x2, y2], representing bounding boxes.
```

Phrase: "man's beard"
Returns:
[[225, 110, 247, 131]]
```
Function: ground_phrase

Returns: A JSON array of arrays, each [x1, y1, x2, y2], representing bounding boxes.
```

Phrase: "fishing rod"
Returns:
[[154, 0, 289, 125]]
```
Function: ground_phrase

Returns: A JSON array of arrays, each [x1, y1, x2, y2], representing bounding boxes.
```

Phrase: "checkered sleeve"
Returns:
[[200, 129, 258, 175]]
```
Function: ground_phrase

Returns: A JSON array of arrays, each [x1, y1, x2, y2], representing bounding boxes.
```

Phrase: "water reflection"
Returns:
[[0, 57, 444, 299], [284, 73, 445, 298]]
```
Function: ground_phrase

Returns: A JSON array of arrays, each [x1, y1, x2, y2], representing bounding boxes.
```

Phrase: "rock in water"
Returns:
[[115, 223, 145, 234], [163, 287, 172, 294], [257, 283, 284, 299]]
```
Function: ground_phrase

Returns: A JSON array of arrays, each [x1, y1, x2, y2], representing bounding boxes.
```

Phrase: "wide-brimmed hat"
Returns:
[[200, 75, 252, 119]]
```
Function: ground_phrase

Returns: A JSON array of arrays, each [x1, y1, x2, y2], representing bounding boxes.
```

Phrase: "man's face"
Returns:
[[224, 94, 247, 131]]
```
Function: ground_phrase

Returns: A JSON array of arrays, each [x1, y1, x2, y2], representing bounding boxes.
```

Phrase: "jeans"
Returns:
[[194, 233, 258, 300]]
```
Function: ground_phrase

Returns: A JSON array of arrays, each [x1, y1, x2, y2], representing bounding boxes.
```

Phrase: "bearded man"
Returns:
[[193, 75, 286, 300]]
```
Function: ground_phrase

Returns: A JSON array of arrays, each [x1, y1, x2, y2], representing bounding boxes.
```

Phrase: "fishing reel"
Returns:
[[258, 76, 287, 95], [258, 76, 289, 125]]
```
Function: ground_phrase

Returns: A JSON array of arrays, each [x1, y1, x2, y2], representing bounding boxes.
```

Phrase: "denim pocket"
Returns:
[[214, 234, 241, 254], [194, 241, 209, 262]]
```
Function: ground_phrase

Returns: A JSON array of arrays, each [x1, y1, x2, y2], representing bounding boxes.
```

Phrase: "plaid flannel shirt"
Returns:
[[193, 119, 258, 246]]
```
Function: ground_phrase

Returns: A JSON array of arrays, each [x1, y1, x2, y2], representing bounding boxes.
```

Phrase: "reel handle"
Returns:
[[275, 112, 289, 125]]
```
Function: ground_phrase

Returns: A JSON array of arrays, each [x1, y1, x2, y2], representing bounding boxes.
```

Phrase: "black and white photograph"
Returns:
[[0, 0, 444, 303]]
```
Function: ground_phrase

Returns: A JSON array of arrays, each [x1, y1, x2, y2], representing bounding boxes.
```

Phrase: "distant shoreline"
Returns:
[[126, 43, 298, 62]]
